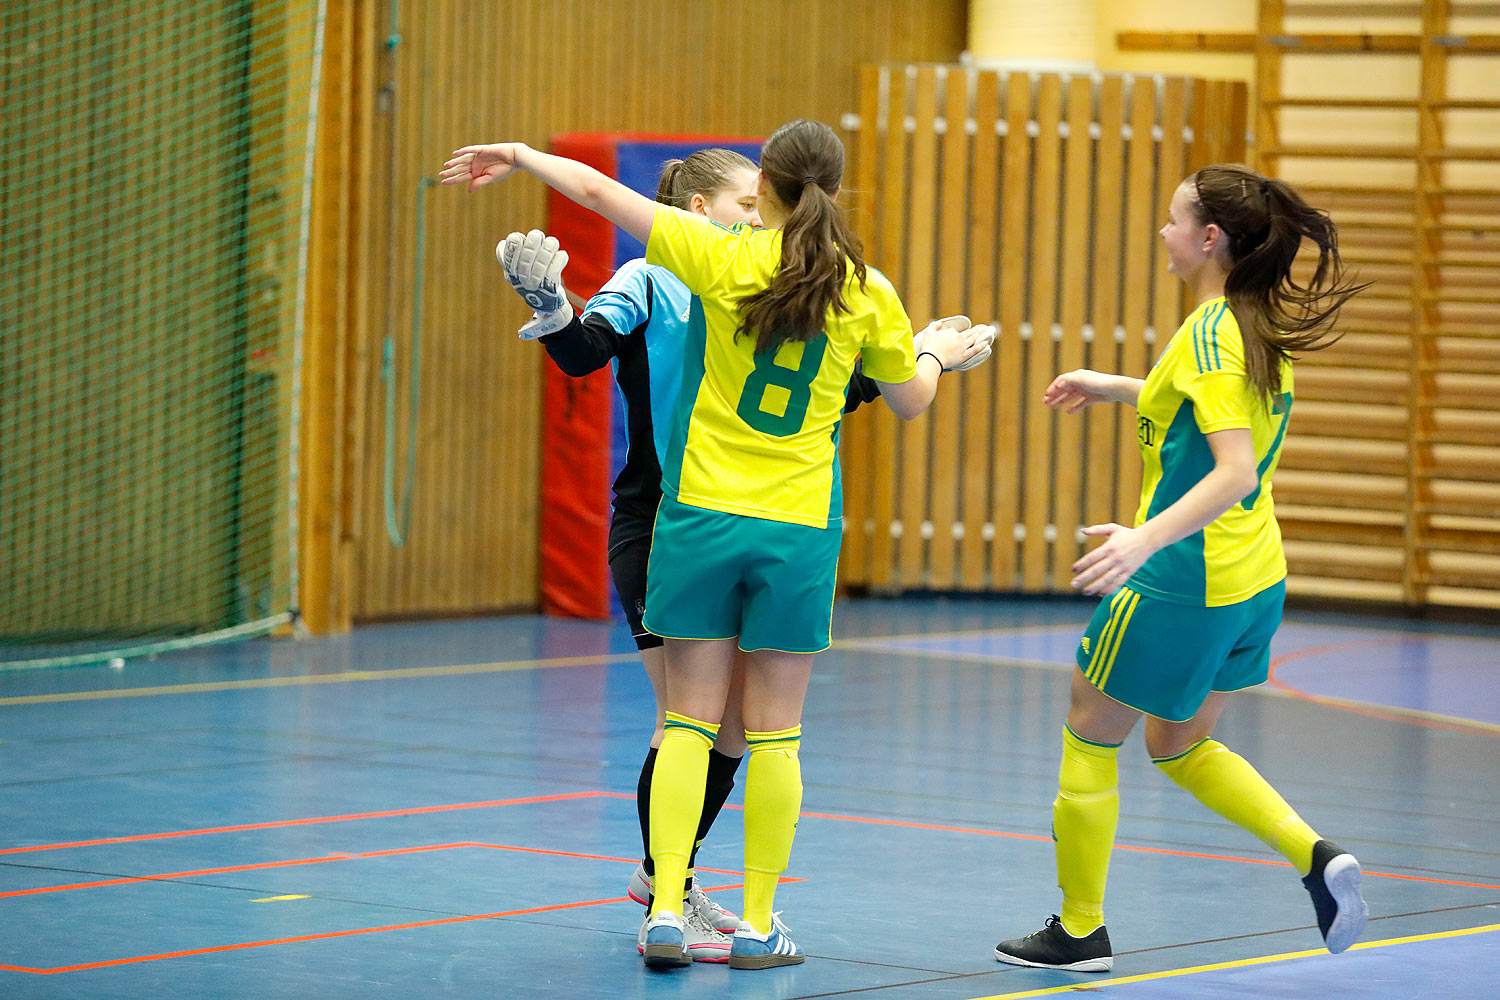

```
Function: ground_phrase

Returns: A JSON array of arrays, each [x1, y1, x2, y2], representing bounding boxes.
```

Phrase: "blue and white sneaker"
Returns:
[[637, 908, 731, 963], [640, 911, 689, 969], [729, 912, 805, 970]]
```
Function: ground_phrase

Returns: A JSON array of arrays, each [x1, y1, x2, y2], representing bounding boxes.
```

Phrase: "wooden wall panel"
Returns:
[[841, 68, 1244, 594], [332, 0, 968, 620], [1111, 5, 1500, 611]]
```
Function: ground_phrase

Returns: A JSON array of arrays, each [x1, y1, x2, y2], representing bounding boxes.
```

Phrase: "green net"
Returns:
[[0, 2, 323, 669]]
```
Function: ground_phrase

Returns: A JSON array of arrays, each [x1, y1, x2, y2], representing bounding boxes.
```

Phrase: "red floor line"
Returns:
[[1267, 640, 1500, 738], [0, 843, 478, 899], [4, 878, 805, 973], [464, 842, 741, 876], [0, 792, 606, 856], [21, 895, 637, 974]]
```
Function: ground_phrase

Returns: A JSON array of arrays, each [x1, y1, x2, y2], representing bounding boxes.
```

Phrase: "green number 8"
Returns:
[[736, 337, 828, 437]]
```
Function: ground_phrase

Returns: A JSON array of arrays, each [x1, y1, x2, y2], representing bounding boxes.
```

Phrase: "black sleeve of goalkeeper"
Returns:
[[539, 312, 627, 378], [844, 359, 883, 413]]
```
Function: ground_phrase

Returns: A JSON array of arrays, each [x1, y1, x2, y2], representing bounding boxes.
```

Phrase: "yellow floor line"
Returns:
[[0, 652, 638, 707], [970, 922, 1500, 1000]]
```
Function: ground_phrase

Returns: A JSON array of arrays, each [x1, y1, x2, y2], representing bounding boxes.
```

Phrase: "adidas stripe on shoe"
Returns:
[[729, 912, 804, 970]]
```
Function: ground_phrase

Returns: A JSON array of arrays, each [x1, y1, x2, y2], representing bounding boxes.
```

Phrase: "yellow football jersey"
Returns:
[[1130, 297, 1294, 606], [645, 204, 915, 528]]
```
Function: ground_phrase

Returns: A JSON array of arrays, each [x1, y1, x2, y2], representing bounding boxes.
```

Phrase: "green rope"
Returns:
[[383, 175, 434, 547]]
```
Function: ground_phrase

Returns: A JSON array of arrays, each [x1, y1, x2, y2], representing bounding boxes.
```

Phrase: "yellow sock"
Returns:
[[1054, 725, 1121, 938], [742, 725, 802, 934], [648, 712, 718, 917], [1154, 739, 1319, 876]]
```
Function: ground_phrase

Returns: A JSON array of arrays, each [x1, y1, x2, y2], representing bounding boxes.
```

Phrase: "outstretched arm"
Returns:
[[1043, 369, 1145, 411], [440, 142, 656, 245], [874, 316, 989, 420]]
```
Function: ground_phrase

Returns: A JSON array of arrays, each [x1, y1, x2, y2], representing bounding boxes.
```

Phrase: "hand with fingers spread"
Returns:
[[1044, 369, 1129, 413], [439, 142, 528, 192], [1069, 522, 1158, 596]]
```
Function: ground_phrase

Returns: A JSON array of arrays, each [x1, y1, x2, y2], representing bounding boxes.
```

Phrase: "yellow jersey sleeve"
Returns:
[[1182, 372, 1258, 433], [1173, 300, 1256, 433], [645, 203, 736, 296], [858, 270, 916, 383]]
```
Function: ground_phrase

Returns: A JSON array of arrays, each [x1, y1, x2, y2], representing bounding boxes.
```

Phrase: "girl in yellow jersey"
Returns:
[[442, 121, 985, 971], [993, 165, 1370, 973]]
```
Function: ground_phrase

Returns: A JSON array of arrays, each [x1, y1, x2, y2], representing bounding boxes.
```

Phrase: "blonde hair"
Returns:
[[655, 148, 756, 209]]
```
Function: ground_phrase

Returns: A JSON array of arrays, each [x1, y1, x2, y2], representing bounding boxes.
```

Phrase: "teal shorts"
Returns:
[[1075, 580, 1286, 723], [642, 496, 841, 654]]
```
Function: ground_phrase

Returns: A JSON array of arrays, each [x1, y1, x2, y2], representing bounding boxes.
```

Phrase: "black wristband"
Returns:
[[916, 350, 944, 374]]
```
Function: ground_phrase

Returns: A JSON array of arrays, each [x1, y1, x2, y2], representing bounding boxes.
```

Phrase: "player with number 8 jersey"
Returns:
[[644, 203, 915, 530]]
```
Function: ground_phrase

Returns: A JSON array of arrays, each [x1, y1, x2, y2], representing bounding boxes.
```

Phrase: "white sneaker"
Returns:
[[687, 878, 740, 933], [626, 863, 740, 933], [626, 862, 653, 906], [636, 908, 731, 964]]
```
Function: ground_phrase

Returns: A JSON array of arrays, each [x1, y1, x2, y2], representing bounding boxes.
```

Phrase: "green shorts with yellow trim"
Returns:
[[1075, 580, 1286, 722], [641, 495, 841, 654]]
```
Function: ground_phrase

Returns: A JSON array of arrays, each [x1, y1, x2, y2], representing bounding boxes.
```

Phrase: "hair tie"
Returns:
[[1258, 176, 1270, 196], [802, 175, 818, 188]]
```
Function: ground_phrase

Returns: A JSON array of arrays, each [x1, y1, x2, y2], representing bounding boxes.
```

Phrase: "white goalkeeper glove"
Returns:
[[497, 229, 574, 339], [913, 314, 997, 373]]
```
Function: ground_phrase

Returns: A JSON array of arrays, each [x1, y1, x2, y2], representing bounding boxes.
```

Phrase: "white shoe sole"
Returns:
[[994, 948, 1113, 972], [1321, 853, 1369, 954], [637, 942, 730, 964]]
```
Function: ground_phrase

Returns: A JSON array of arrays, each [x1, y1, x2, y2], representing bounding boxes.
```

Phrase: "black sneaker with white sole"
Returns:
[[1302, 839, 1368, 954], [994, 915, 1113, 972]]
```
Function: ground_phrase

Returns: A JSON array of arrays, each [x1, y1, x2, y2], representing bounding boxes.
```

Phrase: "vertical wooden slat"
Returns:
[[1226, 80, 1249, 164], [1407, 0, 1450, 605], [1021, 75, 1063, 590], [870, 66, 910, 591], [990, 72, 1032, 591], [960, 70, 1000, 590], [1255, 0, 1286, 177], [1188, 78, 1211, 173], [337, 0, 377, 631], [928, 68, 970, 589], [301, 0, 355, 634], [1154, 78, 1189, 366], [1050, 75, 1094, 590], [1086, 76, 1126, 536], [1117, 76, 1157, 519], [839, 65, 883, 587], [897, 66, 940, 587]]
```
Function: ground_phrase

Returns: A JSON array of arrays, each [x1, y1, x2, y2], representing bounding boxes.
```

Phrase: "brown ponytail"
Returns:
[[1188, 163, 1369, 398], [737, 120, 868, 354]]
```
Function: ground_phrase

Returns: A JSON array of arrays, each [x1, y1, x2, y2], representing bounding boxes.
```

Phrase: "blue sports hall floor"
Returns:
[[2, 595, 1497, 999]]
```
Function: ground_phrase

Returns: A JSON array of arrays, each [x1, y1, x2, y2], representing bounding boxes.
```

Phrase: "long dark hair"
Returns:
[[1188, 164, 1369, 397], [737, 120, 868, 354], [655, 148, 756, 209]]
